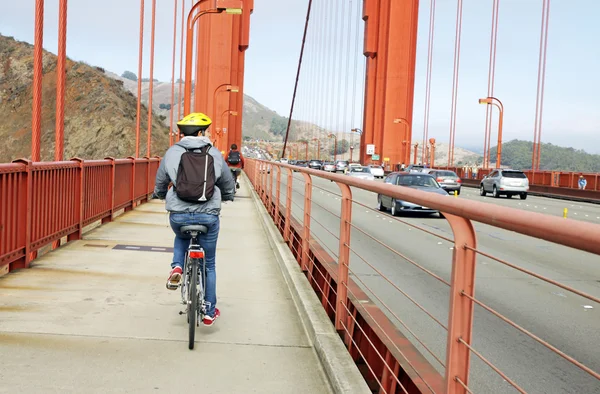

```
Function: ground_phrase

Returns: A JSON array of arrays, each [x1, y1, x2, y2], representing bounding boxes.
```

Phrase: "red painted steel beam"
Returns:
[[169, 0, 179, 147], [147, 0, 157, 157], [54, 0, 68, 161], [135, 0, 145, 158], [31, 0, 44, 162], [361, 0, 419, 168]]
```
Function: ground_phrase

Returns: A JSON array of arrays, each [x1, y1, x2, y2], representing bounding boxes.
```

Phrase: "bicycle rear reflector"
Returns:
[[189, 251, 205, 259]]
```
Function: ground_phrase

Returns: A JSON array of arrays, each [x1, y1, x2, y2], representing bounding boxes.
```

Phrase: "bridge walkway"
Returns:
[[0, 183, 333, 393]]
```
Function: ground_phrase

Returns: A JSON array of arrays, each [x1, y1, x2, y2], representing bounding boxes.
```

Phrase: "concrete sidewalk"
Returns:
[[0, 181, 332, 393]]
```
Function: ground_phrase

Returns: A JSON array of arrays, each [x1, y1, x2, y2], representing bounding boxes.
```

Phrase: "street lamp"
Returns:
[[394, 118, 411, 166], [312, 137, 321, 160], [183, 0, 243, 115], [479, 96, 504, 168], [350, 128, 362, 163], [298, 140, 308, 161], [328, 134, 337, 161]]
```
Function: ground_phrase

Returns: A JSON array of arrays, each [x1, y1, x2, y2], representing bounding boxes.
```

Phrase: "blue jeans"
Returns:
[[169, 212, 220, 317]]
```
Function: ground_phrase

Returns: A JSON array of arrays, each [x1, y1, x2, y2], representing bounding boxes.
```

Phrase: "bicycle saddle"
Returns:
[[180, 225, 208, 234]]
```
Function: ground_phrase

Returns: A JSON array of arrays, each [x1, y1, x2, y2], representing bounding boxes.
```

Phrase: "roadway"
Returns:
[[269, 170, 600, 394]]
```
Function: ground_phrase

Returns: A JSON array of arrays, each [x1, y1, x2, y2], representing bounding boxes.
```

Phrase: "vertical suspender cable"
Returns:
[[282, 0, 314, 159], [54, 0, 68, 161], [146, 0, 157, 157], [448, 0, 464, 168], [176, 0, 185, 142], [422, 0, 436, 165], [334, 0, 347, 157], [342, 0, 354, 147], [484, 0, 500, 169], [135, 0, 145, 158], [169, 0, 178, 147], [533, 0, 551, 171], [350, 0, 361, 158], [31, 0, 45, 162]]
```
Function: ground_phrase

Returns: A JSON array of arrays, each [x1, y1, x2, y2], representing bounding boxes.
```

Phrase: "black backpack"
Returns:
[[227, 150, 241, 165], [175, 146, 215, 203]]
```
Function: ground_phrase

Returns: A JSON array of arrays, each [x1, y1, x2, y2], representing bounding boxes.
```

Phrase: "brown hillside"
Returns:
[[0, 35, 169, 162]]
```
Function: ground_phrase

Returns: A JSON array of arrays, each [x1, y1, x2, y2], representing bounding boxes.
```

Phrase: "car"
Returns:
[[308, 160, 323, 170], [335, 160, 349, 173], [377, 172, 447, 216], [348, 163, 362, 171], [428, 170, 462, 195], [405, 164, 426, 173], [346, 166, 375, 181], [480, 169, 529, 199], [322, 161, 336, 172], [280, 158, 289, 164], [368, 165, 385, 179]]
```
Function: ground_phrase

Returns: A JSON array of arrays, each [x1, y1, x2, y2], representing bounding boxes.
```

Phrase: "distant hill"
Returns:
[[110, 71, 335, 143], [489, 140, 600, 172], [0, 35, 169, 162]]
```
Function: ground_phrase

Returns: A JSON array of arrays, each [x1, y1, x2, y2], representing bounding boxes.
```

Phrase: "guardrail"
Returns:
[[0, 157, 160, 274], [245, 159, 600, 394]]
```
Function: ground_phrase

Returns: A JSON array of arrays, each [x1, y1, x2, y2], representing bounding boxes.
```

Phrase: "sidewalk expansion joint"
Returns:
[[1, 330, 313, 349]]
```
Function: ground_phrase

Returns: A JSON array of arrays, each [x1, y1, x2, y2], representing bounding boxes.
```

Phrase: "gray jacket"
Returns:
[[153, 136, 235, 214]]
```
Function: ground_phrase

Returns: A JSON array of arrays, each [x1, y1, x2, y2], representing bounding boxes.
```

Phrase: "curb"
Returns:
[[245, 175, 371, 394]]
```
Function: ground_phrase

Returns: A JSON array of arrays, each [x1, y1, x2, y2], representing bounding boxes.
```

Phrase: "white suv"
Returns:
[[480, 169, 529, 199]]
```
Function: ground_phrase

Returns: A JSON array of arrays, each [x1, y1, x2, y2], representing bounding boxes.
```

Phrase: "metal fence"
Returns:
[[245, 158, 600, 394], [0, 157, 160, 273]]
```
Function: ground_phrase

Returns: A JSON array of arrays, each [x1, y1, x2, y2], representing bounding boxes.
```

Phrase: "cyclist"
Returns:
[[225, 143, 244, 189], [153, 112, 235, 326]]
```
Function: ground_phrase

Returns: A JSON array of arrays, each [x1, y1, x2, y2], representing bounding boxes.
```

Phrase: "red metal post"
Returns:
[[176, 0, 185, 142], [275, 166, 281, 226], [31, 0, 45, 162], [447, 0, 463, 168], [146, 0, 157, 157], [135, 0, 145, 158], [301, 172, 312, 271], [284, 168, 293, 243], [413, 143, 419, 165], [54, 0, 68, 161], [169, 0, 179, 147], [335, 182, 352, 331], [443, 214, 477, 394]]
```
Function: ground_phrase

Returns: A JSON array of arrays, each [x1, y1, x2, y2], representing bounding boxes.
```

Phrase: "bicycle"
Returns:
[[167, 224, 208, 350]]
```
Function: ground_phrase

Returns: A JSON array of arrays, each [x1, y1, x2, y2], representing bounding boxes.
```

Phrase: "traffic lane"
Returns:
[[297, 175, 600, 393], [456, 184, 600, 224]]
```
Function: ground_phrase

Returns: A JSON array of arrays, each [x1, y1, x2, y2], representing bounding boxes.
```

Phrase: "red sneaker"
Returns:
[[166, 266, 183, 290], [203, 308, 220, 326]]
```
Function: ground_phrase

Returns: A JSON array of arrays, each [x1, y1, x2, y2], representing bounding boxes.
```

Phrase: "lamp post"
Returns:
[[394, 118, 411, 165], [413, 142, 419, 165], [216, 110, 237, 149], [212, 84, 239, 147], [312, 138, 321, 160], [328, 134, 338, 161], [351, 128, 362, 163], [183, 1, 242, 116], [299, 141, 308, 160], [429, 138, 436, 168], [479, 96, 504, 168]]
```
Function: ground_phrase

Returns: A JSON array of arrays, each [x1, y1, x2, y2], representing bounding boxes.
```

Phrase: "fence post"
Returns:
[[267, 164, 272, 215], [335, 182, 352, 331], [11, 159, 33, 269], [104, 157, 115, 223], [284, 168, 293, 243], [144, 156, 151, 202], [300, 172, 312, 271], [444, 213, 477, 394], [127, 156, 136, 210], [275, 166, 281, 228], [68, 157, 84, 241]]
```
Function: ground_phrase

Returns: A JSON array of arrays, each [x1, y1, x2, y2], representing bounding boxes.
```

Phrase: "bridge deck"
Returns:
[[0, 185, 332, 393]]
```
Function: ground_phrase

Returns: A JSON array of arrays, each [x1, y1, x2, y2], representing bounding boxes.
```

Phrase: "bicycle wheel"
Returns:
[[188, 258, 198, 350]]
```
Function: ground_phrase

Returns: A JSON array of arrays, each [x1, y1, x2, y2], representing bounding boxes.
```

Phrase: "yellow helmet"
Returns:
[[177, 112, 212, 136]]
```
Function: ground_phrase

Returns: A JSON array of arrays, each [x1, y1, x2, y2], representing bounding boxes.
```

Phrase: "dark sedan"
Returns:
[[377, 172, 447, 217]]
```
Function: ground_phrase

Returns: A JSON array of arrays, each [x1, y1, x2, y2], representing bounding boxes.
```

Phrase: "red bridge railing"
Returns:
[[0, 157, 160, 274], [246, 159, 600, 394]]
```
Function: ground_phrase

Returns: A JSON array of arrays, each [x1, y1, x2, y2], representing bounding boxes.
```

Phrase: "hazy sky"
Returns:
[[1, 0, 599, 153]]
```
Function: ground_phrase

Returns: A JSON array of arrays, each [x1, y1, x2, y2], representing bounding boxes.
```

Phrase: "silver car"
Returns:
[[480, 169, 529, 199], [322, 161, 336, 172], [346, 166, 374, 181], [335, 160, 349, 173]]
